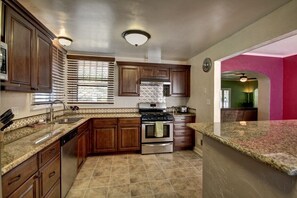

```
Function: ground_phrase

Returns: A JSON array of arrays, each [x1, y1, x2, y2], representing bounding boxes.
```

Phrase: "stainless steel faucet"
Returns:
[[49, 100, 67, 122]]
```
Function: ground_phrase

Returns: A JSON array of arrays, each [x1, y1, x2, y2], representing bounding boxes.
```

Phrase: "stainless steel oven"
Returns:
[[141, 121, 173, 143], [139, 103, 174, 154]]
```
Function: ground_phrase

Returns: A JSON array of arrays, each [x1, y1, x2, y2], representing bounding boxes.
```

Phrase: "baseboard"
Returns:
[[193, 146, 203, 157]]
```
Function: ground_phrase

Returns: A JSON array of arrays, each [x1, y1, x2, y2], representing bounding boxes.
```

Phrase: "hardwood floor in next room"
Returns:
[[67, 151, 202, 198]]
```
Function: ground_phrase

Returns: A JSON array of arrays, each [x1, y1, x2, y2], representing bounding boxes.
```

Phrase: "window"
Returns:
[[67, 55, 115, 104], [32, 45, 66, 105], [221, 88, 231, 108]]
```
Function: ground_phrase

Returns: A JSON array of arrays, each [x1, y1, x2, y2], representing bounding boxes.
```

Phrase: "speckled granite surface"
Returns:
[[1, 113, 140, 175], [187, 120, 297, 176]]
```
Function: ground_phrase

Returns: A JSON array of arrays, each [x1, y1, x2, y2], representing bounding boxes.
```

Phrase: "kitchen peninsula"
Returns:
[[188, 120, 297, 198]]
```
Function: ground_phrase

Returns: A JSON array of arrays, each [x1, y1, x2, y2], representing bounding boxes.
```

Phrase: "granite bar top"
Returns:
[[187, 120, 297, 176], [1, 113, 140, 175]]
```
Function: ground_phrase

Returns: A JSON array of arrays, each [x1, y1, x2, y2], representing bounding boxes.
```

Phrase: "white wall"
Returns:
[[0, 56, 189, 119], [188, 0, 297, 152]]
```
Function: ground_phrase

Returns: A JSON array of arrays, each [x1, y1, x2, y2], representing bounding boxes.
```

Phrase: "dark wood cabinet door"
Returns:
[[170, 68, 190, 97], [118, 126, 140, 151], [140, 67, 170, 80], [154, 68, 170, 79], [44, 180, 60, 198], [5, 6, 35, 91], [8, 174, 39, 198], [85, 129, 91, 155], [39, 155, 60, 197], [119, 66, 139, 96], [77, 132, 87, 170], [35, 29, 52, 92], [93, 126, 117, 153]]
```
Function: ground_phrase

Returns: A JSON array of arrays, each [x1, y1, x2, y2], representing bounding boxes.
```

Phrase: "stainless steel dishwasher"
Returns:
[[60, 129, 78, 198]]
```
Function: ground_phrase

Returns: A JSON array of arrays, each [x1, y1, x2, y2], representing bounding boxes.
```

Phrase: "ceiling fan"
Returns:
[[237, 73, 257, 82]]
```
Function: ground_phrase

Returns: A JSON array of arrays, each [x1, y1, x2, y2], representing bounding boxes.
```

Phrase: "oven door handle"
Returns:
[[144, 143, 172, 147], [142, 121, 173, 125]]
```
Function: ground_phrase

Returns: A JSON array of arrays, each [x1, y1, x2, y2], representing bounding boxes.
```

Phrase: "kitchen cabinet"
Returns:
[[140, 67, 170, 80], [170, 68, 190, 97], [118, 118, 141, 151], [118, 65, 140, 96], [2, 2, 54, 92], [92, 118, 118, 153], [117, 61, 191, 97], [173, 115, 195, 150], [77, 121, 89, 170], [2, 140, 60, 198], [38, 141, 60, 198], [2, 155, 38, 197]]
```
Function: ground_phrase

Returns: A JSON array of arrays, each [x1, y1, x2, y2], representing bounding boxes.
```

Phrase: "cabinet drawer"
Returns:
[[3, 154, 38, 197], [174, 116, 194, 123], [118, 118, 140, 125], [78, 121, 89, 134], [8, 173, 39, 198], [174, 129, 193, 137], [39, 141, 60, 168], [40, 155, 60, 197], [93, 118, 117, 127], [174, 136, 193, 147], [174, 123, 192, 130]]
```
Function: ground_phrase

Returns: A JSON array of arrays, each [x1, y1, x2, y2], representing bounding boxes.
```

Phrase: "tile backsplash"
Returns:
[[139, 84, 165, 103]]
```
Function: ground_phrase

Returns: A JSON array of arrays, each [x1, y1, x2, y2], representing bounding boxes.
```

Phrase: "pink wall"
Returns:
[[283, 54, 297, 119], [222, 55, 283, 120]]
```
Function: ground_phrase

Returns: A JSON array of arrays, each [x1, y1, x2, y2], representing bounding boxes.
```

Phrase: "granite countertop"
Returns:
[[1, 113, 140, 175], [187, 120, 297, 176]]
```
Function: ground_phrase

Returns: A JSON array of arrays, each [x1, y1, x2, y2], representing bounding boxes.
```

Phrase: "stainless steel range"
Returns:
[[139, 103, 174, 154]]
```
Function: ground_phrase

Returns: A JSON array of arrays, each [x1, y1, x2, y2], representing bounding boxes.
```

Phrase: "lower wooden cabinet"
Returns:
[[173, 115, 195, 150], [118, 118, 140, 151], [2, 141, 61, 198], [92, 118, 141, 153], [77, 131, 87, 170], [8, 173, 39, 198]]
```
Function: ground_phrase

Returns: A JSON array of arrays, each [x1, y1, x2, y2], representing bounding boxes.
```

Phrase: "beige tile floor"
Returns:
[[67, 150, 202, 198]]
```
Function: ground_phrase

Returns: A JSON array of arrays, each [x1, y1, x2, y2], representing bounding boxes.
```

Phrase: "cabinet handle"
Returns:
[[49, 171, 56, 178], [31, 87, 39, 91], [8, 174, 21, 185]]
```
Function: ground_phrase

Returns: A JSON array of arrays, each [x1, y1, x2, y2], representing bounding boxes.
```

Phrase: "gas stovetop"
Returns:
[[141, 112, 174, 121], [138, 103, 173, 121]]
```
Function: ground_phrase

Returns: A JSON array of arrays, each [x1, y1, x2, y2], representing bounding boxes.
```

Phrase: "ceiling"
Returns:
[[18, 0, 290, 61], [244, 34, 297, 58]]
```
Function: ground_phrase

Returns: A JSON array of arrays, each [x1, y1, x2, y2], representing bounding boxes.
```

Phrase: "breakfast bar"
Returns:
[[188, 120, 297, 198]]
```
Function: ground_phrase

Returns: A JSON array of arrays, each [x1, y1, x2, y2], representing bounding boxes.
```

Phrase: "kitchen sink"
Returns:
[[54, 117, 83, 124], [33, 128, 63, 144]]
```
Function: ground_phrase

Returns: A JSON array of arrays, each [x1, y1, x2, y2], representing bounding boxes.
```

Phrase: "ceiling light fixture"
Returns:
[[240, 76, 248, 82], [58, 36, 73, 47], [122, 30, 151, 46]]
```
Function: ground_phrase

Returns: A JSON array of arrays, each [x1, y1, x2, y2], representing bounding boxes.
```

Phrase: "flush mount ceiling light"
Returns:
[[58, 36, 73, 47], [240, 75, 248, 82], [122, 30, 151, 46]]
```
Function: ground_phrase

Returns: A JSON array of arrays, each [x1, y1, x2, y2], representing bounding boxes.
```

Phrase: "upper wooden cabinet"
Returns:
[[170, 67, 190, 97], [2, 2, 54, 92], [117, 61, 191, 97], [140, 67, 170, 80], [118, 65, 140, 96]]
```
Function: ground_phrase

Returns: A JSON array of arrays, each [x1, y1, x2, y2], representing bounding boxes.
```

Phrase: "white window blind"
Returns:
[[32, 45, 66, 105], [67, 55, 115, 104]]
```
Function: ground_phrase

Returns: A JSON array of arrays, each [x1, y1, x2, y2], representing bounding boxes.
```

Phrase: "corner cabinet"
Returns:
[[117, 61, 191, 97], [92, 119, 118, 153], [170, 67, 190, 97], [2, 2, 54, 92], [77, 121, 89, 170]]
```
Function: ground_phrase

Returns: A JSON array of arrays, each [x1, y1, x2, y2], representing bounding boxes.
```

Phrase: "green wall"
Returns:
[[221, 81, 258, 108]]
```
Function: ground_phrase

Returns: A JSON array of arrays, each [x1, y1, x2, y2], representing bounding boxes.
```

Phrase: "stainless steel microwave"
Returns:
[[0, 42, 8, 80]]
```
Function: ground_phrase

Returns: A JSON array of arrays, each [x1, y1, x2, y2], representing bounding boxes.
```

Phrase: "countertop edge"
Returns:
[[2, 113, 141, 175], [187, 123, 297, 176]]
